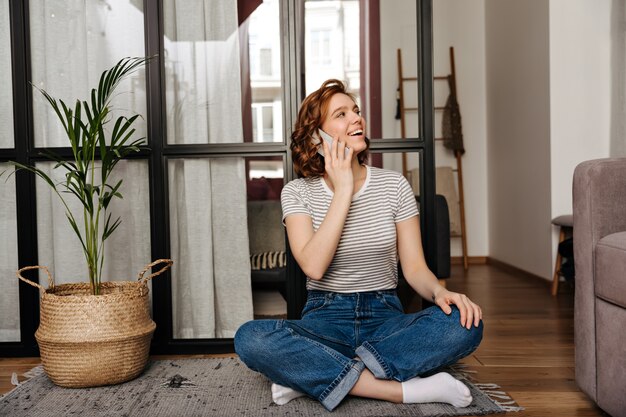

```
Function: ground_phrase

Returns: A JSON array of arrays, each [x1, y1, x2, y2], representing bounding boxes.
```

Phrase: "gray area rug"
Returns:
[[1, 358, 521, 416]]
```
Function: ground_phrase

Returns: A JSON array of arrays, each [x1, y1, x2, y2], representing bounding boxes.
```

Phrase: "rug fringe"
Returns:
[[448, 364, 477, 376], [23, 365, 44, 379], [474, 383, 500, 389], [480, 390, 512, 399], [1, 367, 40, 400], [476, 383, 525, 412], [1, 364, 44, 399], [497, 403, 526, 412], [451, 368, 525, 413]]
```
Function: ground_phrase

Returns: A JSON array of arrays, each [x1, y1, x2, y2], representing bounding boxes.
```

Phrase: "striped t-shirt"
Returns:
[[281, 165, 419, 292]]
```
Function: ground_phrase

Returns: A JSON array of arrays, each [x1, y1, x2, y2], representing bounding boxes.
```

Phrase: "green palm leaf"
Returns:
[[6, 55, 155, 295]]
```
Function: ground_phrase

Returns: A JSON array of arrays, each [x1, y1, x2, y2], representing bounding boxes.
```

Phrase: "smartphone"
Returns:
[[312, 129, 350, 157]]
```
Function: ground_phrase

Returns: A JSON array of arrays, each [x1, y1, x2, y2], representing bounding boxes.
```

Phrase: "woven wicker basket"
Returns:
[[17, 259, 172, 388]]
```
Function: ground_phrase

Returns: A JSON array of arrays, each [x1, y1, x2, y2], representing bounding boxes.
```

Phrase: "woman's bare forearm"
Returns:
[[288, 190, 352, 280]]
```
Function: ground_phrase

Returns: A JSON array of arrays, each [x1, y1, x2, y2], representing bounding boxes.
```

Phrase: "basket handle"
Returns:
[[16, 265, 54, 293], [137, 259, 173, 284]]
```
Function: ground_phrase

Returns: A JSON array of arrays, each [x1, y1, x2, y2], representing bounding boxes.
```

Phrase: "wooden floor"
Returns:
[[446, 264, 607, 417], [0, 264, 609, 416]]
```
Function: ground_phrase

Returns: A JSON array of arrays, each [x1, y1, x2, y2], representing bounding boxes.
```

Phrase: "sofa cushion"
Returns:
[[595, 231, 626, 308], [250, 251, 286, 270], [247, 200, 285, 255]]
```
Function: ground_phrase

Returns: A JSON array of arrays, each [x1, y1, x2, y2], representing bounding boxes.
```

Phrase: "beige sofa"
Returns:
[[573, 158, 626, 417]]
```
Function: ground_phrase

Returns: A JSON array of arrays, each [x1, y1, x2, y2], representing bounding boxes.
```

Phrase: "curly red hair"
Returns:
[[290, 79, 370, 178]]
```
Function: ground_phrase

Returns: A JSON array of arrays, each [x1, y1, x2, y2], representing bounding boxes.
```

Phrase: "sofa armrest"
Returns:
[[573, 157, 626, 400]]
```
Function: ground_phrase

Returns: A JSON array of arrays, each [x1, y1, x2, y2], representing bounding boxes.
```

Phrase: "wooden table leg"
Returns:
[[551, 227, 565, 296]]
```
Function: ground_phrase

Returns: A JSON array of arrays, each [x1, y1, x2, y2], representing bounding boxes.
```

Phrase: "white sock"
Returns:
[[271, 382, 306, 405], [401, 372, 473, 408]]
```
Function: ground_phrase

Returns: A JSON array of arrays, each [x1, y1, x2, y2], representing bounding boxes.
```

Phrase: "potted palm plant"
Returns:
[[4, 56, 172, 388]]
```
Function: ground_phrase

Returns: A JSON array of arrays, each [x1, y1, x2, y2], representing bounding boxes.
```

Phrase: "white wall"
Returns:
[[433, 0, 488, 257], [379, 1, 489, 258], [485, 0, 553, 278], [549, 0, 612, 272], [610, 0, 626, 158], [379, 0, 421, 206], [383, 1, 616, 278]]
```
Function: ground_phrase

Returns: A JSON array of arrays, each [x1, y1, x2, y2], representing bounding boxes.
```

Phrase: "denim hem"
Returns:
[[355, 342, 391, 380], [319, 360, 365, 411]]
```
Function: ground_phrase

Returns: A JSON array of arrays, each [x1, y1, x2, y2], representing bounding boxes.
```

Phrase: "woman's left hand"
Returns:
[[432, 288, 482, 329]]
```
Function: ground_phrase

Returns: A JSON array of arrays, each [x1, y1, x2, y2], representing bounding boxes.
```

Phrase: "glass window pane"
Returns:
[[246, 157, 286, 319], [0, 163, 19, 341], [169, 157, 256, 338], [163, 0, 284, 144], [36, 160, 151, 287], [382, 1, 419, 140], [0, 1, 14, 149], [305, 1, 360, 97], [371, 151, 460, 239], [30, 0, 147, 148], [370, 151, 420, 194], [304, 0, 420, 140]]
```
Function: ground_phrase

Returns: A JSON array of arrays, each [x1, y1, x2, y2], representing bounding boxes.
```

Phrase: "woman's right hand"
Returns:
[[286, 137, 353, 280], [323, 137, 354, 196]]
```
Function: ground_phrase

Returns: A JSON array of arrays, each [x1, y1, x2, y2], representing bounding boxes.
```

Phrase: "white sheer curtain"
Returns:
[[169, 159, 252, 338], [164, 0, 253, 338], [0, 164, 19, 341], [29, 1, 151, 283], [0, 0, 13, 148], [30, 0, 147, 147], [36, 161, 151, 286], [0, 2, 19, 341]]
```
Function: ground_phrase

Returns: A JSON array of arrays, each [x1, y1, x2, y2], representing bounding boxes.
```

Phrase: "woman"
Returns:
[[235, 79, 483, 412]]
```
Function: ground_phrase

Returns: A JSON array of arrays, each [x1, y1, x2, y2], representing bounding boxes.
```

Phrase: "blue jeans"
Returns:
[[234, 290, 483, 411]]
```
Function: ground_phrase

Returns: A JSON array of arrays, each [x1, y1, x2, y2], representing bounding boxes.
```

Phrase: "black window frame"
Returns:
[[1, 0, 435, 356]]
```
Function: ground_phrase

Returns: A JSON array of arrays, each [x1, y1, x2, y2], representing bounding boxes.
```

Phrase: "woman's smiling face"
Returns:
[[321, 93, 367, 156]]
